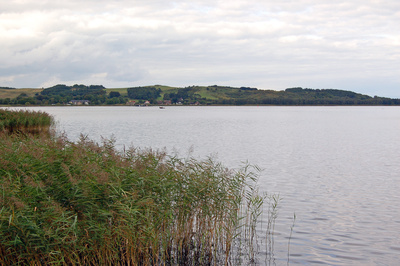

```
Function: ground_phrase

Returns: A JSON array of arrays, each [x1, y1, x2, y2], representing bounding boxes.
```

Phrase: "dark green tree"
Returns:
[[109, 91, 121, 98], [127, 87, 161, 100]]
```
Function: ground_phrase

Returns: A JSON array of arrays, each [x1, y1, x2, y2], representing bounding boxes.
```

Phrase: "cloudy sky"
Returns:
[[1, 0, 399, 97]]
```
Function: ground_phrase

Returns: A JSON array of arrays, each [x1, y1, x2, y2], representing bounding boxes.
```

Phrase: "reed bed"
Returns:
[[0, 109, 53, 135], [0, 110, 274, 265]]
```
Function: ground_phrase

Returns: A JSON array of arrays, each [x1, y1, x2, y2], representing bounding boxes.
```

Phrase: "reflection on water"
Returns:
[[10, 106, 400, 265]]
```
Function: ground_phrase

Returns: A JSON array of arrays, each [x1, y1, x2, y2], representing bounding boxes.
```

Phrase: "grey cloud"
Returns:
[[1, 0, 399, 97]]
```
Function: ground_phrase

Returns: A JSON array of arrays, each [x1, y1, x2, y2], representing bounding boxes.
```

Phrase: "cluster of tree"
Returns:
[[211, 87, 400, 105], [239, 87, 258, 91], [0, 84, 130, 105], [0, 95, 130, 106], [127, 86, 161, 101], [162, 87, 200, 104], [40, 84, 106, 97], [208, 85, 257, 91], [214, 97, 400, 105], [0, 86, 16, 90], [278, 87, 400, 105], [30, 84, 111, 105], [0, 94, 38, 105], [285, 87, 370, 99], [109, 91, 121, 98]]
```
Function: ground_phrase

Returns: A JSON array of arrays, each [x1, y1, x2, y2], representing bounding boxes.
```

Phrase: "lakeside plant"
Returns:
[[0, 110, 276, 265], [287, 213, 296, 264], [0, 108, 52, 135]]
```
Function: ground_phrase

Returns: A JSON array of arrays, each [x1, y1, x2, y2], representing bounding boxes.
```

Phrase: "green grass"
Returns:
[[104, 88, 129, 97], [0, 110, 275, 265], [195, 90, 220, 100], [0, 88, 43, 99]]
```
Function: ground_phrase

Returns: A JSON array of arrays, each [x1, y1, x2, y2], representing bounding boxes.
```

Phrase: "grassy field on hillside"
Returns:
[[0, 88, 43, 99], [104, 88, 129, 96]]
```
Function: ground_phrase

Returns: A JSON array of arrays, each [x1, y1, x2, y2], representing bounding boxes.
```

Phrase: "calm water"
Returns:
[[10, 106, 400, 265]]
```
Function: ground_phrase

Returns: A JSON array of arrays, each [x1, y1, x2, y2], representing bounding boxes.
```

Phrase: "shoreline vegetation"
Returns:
[[0, 109, 52, 135], [1, 84, 399, 106], [0, 109, 278, 265]]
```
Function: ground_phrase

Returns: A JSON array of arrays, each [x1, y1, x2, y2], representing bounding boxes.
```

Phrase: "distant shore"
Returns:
[[1, 85, 399, 106]]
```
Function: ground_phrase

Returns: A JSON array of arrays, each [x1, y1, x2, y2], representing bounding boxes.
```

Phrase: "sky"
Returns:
[[1, 0, 399, 98]]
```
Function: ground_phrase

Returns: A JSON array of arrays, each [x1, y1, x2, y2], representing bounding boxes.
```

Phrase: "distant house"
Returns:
[[126, 100, 136, 106], [69, 100, 90, 105], [157, 100, 172, 105], [144, 101, 150, 106]]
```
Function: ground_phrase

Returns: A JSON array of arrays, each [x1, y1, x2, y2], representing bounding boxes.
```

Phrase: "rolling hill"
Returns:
[[1, 85, 399, 106]]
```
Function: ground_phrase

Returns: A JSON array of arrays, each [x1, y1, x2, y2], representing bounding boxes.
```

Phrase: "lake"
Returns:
[[8, 106, 400, 265]]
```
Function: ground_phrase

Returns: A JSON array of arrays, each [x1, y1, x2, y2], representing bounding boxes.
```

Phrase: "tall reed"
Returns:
[[0, 108, 53, 135], [0, 110, 276, 265]]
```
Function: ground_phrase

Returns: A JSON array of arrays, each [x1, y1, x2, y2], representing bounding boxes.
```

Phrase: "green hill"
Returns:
[[1, 84, 399, 106]]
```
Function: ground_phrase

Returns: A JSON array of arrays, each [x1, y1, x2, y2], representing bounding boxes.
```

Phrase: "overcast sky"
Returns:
[[1, 0, 399, 97]]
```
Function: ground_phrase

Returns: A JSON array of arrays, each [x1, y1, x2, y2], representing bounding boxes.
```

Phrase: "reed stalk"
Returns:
[[0, 108, 53, 135], [0, 109, 278, 265]]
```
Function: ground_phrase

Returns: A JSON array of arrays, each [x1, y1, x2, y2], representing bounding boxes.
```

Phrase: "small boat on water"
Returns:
[[159, 106, 165, 109]]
